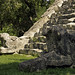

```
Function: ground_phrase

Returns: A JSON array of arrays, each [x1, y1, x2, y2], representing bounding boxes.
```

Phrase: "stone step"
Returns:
[[70, 3, 75, 8], [72, 4, 75, 7], [63, 9, 75, 14], [24, 42, 47, 50], [58, 17, 75, 24], [19, 48, 43, 56], [59, 13, 75, 19], [29, 36, 46, 43], [0, 47, 19, 54], [68, 17, 75, 22], [33, 42, 47, 50], [63, 23, 75, 30], [68, 8, 75, 11], [67, 29, 75, 35], [57, 19, 70, 24]]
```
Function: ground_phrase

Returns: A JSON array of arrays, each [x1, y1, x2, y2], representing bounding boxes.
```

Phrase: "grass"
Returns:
[[0, 54, 75, 75], [0, 54, 36, 75]]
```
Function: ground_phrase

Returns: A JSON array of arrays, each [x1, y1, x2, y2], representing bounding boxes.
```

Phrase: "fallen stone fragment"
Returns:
[[19, 51, 72, 72]]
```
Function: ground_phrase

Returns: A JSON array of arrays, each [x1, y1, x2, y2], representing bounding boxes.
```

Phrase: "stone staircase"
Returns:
[[19, 35, 48, 56], [58, 10, 75, 35], [19, 0, 75, 56], [43, 1, 75, 36], [19, 0, 75, 71]]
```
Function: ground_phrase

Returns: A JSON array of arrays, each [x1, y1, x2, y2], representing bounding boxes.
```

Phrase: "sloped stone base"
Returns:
[[19, 51, 72, 72]]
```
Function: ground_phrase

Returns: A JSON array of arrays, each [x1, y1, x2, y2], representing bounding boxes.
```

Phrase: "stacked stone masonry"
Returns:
[[19, 0, 75, 72], [0, 0, 75, 72], [19, 36, 47, 56]]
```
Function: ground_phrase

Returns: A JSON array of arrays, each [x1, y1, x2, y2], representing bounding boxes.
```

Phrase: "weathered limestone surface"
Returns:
[[0, 33, 29, 54], [19, 0, 75, 72]]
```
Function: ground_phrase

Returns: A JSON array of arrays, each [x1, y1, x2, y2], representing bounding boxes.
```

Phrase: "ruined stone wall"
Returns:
[[19, 0, 75, 72], [21, 0, 74, 56]]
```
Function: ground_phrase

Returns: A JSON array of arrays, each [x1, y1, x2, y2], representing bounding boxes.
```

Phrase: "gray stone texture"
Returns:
[[19, 0, 75, 72], [19, 51, 72, 72]]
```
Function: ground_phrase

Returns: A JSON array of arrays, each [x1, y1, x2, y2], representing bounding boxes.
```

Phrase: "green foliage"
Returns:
[[0, 54, 75, 75], [33, 6, 47, 22], [0, 24, 17, 36], [0, 54, 36, 75]]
